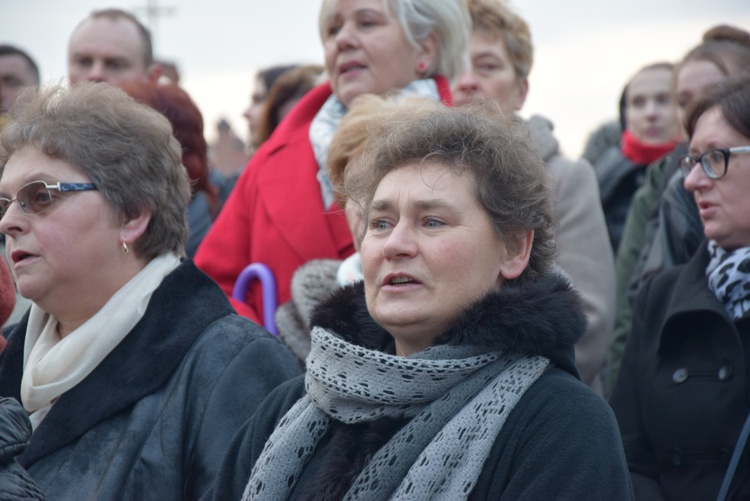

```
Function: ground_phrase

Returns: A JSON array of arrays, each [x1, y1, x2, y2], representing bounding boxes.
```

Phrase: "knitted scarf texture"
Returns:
[[242, 327, 549, 500]]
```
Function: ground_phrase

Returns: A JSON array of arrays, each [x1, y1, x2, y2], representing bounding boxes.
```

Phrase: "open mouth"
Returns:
[[385, 274, 421, 287], [11, 251, 35, 264], [390, 276, 415, 285], [340, 61, 366, 75]]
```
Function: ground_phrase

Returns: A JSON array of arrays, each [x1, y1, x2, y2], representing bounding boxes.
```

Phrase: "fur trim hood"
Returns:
[[310, 273, 585, 376]]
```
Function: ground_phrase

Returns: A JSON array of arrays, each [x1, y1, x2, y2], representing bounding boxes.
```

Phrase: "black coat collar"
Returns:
[[310, 273, 585, 376], [0, 259, 234, 467], [657, 241, 747, 351]]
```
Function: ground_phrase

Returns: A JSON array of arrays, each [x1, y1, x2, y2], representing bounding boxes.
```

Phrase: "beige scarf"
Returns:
[[21, 253, 180, 429]]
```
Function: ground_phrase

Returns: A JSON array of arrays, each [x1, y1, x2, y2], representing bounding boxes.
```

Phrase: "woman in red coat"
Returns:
[[194, 0, 469, 323]]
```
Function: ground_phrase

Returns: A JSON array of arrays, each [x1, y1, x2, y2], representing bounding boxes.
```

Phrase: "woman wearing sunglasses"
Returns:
[[611, 78, 750, 500], [0, 83, 299, 500]]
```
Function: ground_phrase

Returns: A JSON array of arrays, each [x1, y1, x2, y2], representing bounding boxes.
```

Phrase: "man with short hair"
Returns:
[[0, 44, 40, 114], [68, 8, 161, 86]]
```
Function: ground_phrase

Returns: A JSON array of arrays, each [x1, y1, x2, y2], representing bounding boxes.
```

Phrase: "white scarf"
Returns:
[[21, 253, 180, 429], [309, 79, 440, 209], [336, 252, 363, 286]]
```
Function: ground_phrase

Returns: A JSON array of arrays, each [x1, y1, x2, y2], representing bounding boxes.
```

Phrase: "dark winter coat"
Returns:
[[611, 242, 750, 500], [210, 275, 633, 500], [595, 146, 648, 254], [0, 260, 300, 500], [0, 398, 43, 500]]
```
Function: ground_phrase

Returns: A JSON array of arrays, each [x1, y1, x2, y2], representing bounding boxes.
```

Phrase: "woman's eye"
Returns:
[[706, 150, 725, 165], [33, 190, 52, 204], [327, 24, 341, 37], [369, 218, 390, 230]]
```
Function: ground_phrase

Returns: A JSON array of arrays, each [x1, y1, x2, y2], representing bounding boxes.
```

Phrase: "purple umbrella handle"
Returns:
[[232, 263, 278, 335]]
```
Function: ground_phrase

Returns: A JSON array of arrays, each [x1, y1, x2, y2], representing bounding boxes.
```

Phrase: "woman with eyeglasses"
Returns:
[[611, 77, 750, 500], [0, 83, 299, 500], [609, 23, 750, 395]]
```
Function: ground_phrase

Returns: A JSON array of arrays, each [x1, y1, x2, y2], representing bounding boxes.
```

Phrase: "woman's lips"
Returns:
[[697, 200, 718, 219], [10, 250, 36, 265], [338, 61, 366, 79]]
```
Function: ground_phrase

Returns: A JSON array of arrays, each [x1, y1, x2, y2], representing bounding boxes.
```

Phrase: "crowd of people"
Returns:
[[0, 0, 749, 499]]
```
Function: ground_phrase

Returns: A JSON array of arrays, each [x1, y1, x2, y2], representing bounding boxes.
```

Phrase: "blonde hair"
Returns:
[[328, 95, 432, 207], [467, 0, 533, 80], [319, 0, 469, 81]]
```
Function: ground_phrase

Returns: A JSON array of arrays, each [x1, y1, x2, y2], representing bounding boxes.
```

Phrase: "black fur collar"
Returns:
[[310, 273, 585, 375]]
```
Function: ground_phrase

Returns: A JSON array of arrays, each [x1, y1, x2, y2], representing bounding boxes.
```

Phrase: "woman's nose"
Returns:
[[683, 162, 711, 193], [456, 67, 480, 92], [334, 22, 357, 49], [382, 221, 418, 259], [0, 202, 27, 236]]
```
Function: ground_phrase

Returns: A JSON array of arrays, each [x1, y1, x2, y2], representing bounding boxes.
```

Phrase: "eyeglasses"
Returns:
[[0, 181, 98, 220], [679, 146, 750, 180]]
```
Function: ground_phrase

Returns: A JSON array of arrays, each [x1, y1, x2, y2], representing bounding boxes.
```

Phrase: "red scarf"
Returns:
[[621, 130, 676, 166]]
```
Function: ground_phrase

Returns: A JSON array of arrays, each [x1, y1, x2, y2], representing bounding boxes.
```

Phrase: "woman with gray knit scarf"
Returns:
[[210, 103, 633, 500]]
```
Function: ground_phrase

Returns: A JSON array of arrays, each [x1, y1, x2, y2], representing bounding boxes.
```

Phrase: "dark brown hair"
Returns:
[[257, 65, 324, 144], [685, 77, 750, 140], [680, 25, 750, 79]]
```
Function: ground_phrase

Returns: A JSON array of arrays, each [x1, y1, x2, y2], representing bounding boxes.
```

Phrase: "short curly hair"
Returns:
[[348, 102, 556, 284]]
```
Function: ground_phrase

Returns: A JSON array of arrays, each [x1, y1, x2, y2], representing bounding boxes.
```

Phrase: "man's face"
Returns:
[[68, 16, 158, 87], [453, 31, 528, 113], [0, 54, 37, 113]]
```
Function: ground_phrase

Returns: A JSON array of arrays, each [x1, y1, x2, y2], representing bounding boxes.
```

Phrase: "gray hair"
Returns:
[[349, 102, 556, 284], [0, 83, 190, 259], [318, 0, 469, 82]]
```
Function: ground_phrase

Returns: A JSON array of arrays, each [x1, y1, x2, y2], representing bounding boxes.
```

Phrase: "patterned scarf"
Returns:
[[308, 79, 440, 209], [242, 327, 549, 501], [706, 240, 750, 321]]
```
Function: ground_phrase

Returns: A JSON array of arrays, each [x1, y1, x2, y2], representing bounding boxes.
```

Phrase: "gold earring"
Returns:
[[121, 241, 129, 255]]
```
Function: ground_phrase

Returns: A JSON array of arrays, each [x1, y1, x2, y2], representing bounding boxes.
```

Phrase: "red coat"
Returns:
[[195, 78, 453, 323]]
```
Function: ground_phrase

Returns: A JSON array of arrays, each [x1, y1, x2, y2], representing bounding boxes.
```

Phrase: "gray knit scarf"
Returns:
[[242, 327, 549, 501]]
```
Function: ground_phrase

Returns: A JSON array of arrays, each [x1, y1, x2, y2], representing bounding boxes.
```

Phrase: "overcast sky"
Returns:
[[4, 0, 750, 157]]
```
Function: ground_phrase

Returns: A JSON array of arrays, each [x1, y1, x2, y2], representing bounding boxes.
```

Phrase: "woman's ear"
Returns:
[[498, 229, 534, 280], [416, 33, 439, 75], [120, 210, 152, 247]]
